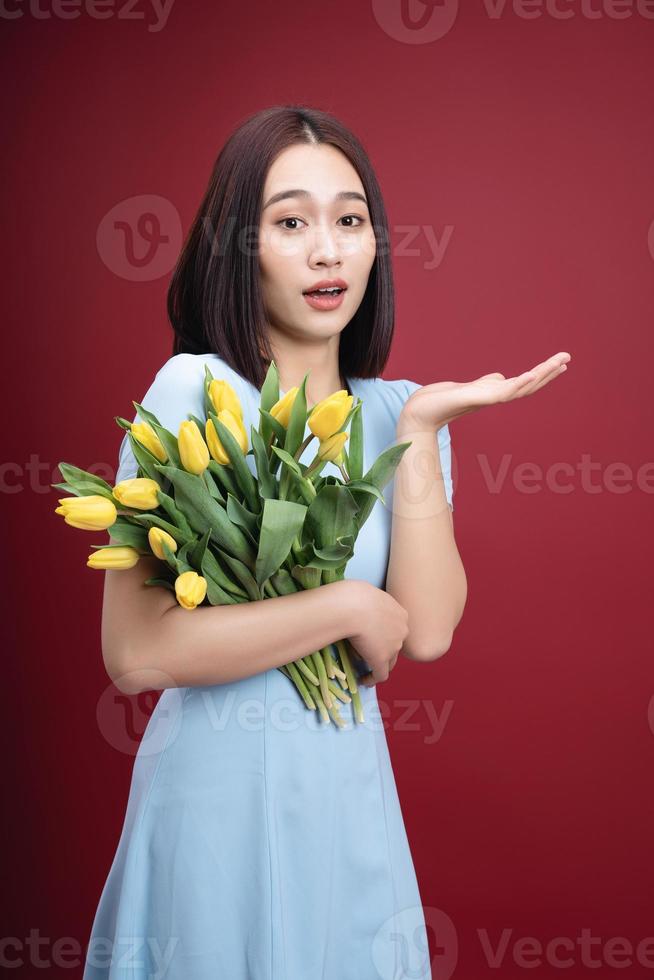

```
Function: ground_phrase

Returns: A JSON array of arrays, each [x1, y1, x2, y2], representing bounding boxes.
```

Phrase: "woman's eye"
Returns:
[[275, 215, 366, 231], [339, 215, 365, 228], [277, 217, 305, 231]]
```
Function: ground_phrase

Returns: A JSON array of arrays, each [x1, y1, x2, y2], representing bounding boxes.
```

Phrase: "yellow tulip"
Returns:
[[208, 378, 243, 420], [130, 421, 167, 463], [318, 431, 349, 463], [270, 387, 299, 428], [113, 478, 161, 510], [87, 546, 140, 569], [178, 420, 210, 475], [148, 527, 178, 560], [206, 410, 248, 465], [175, 570, 207, 610], [308, 390, 353, 441], [55, 494, 117, 530]]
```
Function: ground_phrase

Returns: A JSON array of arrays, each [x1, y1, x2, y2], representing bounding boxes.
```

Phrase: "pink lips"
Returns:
[[302, 278, 348, 294], [302, 278, 348, 312]]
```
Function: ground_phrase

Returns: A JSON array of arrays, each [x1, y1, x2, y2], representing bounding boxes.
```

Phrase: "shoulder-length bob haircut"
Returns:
[[167, 104, 395, 390]]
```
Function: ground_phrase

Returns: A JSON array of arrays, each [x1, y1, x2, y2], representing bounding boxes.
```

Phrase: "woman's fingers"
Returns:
[[358, 651, 400, 687], [494, 353, 571, 402], [512, 359, 569, 399]]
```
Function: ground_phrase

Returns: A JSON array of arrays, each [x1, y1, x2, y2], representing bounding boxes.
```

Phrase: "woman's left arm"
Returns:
[[384, 350, 572, 663], [385, 417, 467, 662]]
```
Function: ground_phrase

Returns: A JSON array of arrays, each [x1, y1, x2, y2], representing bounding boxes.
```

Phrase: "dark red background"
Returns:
[[4, 2, 653, 977]]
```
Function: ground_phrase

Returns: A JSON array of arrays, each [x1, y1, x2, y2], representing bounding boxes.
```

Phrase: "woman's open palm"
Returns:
[[401, 351, 572, 430]]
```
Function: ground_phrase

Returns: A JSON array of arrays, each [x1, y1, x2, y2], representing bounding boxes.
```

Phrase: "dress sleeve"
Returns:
[[114, 353, 208, 485], [401, 379, 454, 512]]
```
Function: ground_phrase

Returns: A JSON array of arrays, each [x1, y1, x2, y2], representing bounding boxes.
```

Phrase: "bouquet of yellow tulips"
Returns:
[[54, 360, 413, 726]]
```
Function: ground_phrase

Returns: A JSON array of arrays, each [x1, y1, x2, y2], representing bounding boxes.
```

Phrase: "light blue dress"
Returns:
[[83, 353, 453, 980]]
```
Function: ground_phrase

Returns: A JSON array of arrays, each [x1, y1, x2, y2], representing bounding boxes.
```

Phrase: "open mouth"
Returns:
[[303, 287, 346, 296]]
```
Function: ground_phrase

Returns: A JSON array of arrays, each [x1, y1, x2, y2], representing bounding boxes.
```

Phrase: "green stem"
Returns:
[[285, 661, 316, 710], [294, 432, 315, 461], [312, 650, 332, 708], [335, 638, 365, 724]]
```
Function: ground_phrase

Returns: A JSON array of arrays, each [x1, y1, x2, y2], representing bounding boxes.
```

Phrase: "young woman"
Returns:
[[83, 105, 570, 980]]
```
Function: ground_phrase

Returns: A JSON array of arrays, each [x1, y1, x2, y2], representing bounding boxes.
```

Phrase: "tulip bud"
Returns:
[[178, 420, 210, 475], [206, 410, 248, 465], [318, 431, 348, 462], [87, 546, 140, 569], [174, 570, 207, 610], [148, 527, 178, 561], [113, 478, 161, 511], [130, 421, 168, 463], [308, 391, 353, 441], [55, 494, 117, 530], [270, 387, 299, 428], [208, 379, 243, 420]]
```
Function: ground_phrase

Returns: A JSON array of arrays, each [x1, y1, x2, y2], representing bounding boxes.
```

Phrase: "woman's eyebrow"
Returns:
[[262, 189, 368, 210]]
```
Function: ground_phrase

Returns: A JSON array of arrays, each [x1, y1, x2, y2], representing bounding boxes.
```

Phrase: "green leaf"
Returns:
[[208, 459, 240, 500], [125, 431, 166, 485], [344, 479, 385, 505], [53, 480, 116, 501], [283, 372, 310, 459], [215, 547, 262, 600], [202, 468, 226, 503], [106, 520, 150, 550], [291, 564, 322, 589], [269, 567, 298, 595], [271, 446, 303, 478], [347, 442, 413, 529], [225, 493, 259, 547], [54, 464, 115, 498], [156, 491, 193, 536], [304, 484, 359, 550], [347, 399, 364, 481], [201, 545, 248, 599], [188, 528, 211, 570], [256, 498, 307, 588], [130, 512, 194, 545], [130, 402, 183, 469], [154, 464, 255, 564], [251, 425, 277, 499], [161, 539, 183, 574], [207, 409, 260, 514], [259, 360, 281, 447], [258, 408, 287, 446]]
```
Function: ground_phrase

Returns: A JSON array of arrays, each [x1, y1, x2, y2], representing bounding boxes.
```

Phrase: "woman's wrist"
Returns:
[[396, 408, 446, 440]]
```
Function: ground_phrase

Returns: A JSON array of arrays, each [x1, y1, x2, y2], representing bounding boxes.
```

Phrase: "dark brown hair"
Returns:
[[167, 104, 395, 390]]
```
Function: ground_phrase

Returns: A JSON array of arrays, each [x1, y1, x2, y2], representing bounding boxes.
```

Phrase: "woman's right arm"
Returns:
[[102, 353, 408, 693], [102, 560, 374, 694]]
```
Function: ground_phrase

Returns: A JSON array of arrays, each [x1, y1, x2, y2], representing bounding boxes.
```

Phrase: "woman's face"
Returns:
[[258, 143, 376, 345]]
